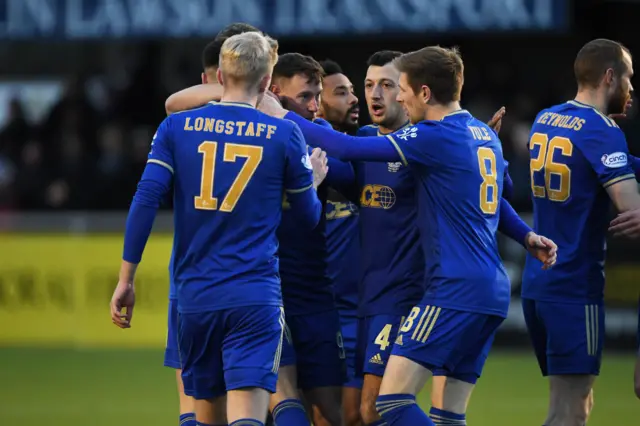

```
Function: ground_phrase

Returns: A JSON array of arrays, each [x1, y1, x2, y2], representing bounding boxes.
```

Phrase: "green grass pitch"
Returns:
[[0, 348, 637, 425]]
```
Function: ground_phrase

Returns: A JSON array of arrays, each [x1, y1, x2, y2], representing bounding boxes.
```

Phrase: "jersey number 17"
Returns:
[[194, 141, 263, 211]]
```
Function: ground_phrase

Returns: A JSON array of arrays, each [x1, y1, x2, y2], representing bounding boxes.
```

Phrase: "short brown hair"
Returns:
[[202, 22, 262, 70], [394, 46, 464, 104], [574, 39, 631, 88], [272, 53, 324, 85]]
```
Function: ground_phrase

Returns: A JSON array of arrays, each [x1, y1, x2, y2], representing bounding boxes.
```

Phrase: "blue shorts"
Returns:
[[164, 299, 181, 369], [340, 313, 363, 389], [178, 306, 285, 399], [280, 310, 346, 390], [391, 304, 503, 384], [522, 298, 604, 376], [356, 314, 406, 378]]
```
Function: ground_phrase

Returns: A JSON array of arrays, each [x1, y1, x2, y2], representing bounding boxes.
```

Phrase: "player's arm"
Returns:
[[311, 117, 359, 201], [498, 198, 531, 246], [499, 198, 557, 269], [286, 111, 403, 162], [578, 128, 640, 238], [165, 84, 223, 115], [284, 124, 326, 229], [503, 160, 514, 200], [628, 155, 640, 180], [111, 118, 175, 328], [122, 119, 175, 266], [325, 156, 357, 196]]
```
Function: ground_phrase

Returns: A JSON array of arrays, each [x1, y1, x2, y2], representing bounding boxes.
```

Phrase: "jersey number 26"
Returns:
[[529, 133, 573, 202]]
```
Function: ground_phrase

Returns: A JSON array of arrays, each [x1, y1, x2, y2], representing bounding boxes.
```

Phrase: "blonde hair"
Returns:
[[219, 32, 279, 90]]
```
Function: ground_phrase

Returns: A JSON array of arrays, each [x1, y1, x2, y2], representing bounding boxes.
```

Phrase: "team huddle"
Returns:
[[110, 22, 640, 426]]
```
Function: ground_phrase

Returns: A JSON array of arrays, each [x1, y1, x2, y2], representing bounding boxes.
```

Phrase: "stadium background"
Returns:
[[0, 0, 639, 424]]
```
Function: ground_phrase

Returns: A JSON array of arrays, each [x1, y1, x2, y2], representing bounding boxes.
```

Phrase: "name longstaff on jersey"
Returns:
[[149, 102, 315, 314]]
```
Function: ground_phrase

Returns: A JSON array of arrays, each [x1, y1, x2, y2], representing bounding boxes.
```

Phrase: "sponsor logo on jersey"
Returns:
[[601, 152, 628, 168]]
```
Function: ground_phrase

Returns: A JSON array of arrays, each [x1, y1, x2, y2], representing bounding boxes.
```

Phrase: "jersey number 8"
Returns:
[[529, 133, 573, 202], [477, 147, 498, 214], [194, 141, 263, 211]]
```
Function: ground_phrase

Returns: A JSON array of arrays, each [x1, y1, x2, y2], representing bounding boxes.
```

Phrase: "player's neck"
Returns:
[[425, 102, 462, 121], [574, 90, 608, 115], [220, 88, 258, 108]]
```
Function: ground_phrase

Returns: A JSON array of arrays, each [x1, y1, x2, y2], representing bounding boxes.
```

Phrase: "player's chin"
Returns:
[[369, 115, 386, 125]]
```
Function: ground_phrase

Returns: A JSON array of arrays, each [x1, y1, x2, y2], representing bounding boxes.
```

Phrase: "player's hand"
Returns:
[[525, 232, 557, 270], [309, 147, 329, 189], [257, 90, 287, 118], [609, 209, 640, 239], [110, 281, 135, 329], [487, 106, 506, 134]]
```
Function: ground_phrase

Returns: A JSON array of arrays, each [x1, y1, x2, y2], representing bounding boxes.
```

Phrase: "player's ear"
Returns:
[[270, 84, 281, 95], [604, 68, 615, 86], [258, 75, 271, 94], [216, 68, 224, 86], [201, 73, 208, 84], [421, 85, 432, 104]]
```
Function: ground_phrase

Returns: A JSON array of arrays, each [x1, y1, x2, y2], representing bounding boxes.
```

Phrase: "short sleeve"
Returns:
[[385, 123, 439, 167], [284, 123, 315, 193], [578, 126, 635, 188], [147, 117, 175, 174]]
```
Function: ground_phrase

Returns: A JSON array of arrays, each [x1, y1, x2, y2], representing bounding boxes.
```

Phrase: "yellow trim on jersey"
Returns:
[[376, 121, 411, 136], [147, 159, 174, 173], [602, 174, 635, 189], [218, 100, 256, 109], [385, 134, 408, 166], [285, 183, 314, 194], [567, 100, 617, 127]]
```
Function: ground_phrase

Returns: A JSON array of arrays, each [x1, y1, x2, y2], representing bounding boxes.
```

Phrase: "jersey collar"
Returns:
[[441, 109, 470, 121], [376, 121, 411, 136], [217, 100, 256, 109]]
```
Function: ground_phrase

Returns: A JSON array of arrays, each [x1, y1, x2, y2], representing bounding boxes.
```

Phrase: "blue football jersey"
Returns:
[[522, 100, 636, 303], [149, 101, 316, 314], [278, 117, 355, 316], [326, 188, 360, 315], [387, 110, 510, 317], [278, 186, 332, 315], [355, 124, 425, 317]]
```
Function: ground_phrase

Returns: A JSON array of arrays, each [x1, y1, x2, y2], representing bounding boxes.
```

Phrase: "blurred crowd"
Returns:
[[0, 40, 638, 212]]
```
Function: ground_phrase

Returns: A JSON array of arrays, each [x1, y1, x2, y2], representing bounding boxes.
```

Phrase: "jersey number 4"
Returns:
[[529, 133, 573, 202], [194, 141, 263, 211]]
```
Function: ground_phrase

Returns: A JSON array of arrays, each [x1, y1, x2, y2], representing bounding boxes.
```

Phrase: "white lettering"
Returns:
[[343, 0, 375, 32], [128, 0, 165, 31], [299, 0, 337, 33], [99, 0, 129, 36], [66, 0, 97, 38], [275, 0, 296, 34], [0, 0, 561, 39]]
